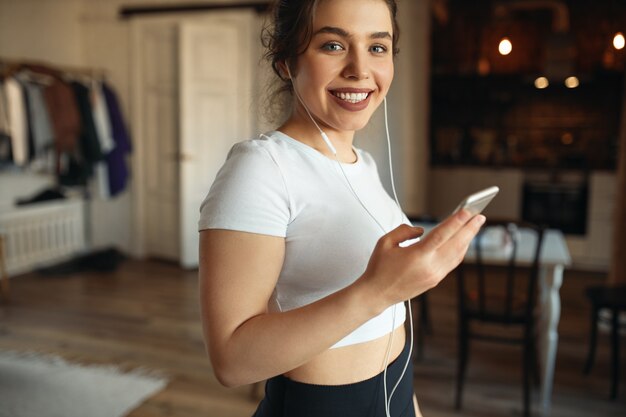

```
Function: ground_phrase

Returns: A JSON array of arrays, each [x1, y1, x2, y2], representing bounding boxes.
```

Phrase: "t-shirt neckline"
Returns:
[[266, 130, 362, 167]]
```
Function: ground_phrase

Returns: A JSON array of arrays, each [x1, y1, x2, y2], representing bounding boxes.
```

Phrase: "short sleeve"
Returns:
[[198, 141, 291, 237]]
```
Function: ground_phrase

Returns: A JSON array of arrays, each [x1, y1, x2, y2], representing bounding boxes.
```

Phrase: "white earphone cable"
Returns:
[[381, 97, 414, 417]]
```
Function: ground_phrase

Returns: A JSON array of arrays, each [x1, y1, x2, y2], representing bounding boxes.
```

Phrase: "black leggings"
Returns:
[[252, 338, 415, 417]]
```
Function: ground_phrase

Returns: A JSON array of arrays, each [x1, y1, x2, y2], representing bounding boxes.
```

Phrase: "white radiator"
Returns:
[[0, 199, 86, 276]]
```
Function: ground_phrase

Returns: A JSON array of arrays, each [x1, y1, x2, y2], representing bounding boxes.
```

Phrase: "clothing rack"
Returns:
[[0, 58, 107, 81], [1, 58, 124, 255]]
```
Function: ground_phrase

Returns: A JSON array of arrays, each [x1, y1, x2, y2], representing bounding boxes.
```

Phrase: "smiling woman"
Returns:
[[197, 1, 486, 416]]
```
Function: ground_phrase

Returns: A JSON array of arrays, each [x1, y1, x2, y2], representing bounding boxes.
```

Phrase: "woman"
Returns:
[[198, 0, 485, 416]]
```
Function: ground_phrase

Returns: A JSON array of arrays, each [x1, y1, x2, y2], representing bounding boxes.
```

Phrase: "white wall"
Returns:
[[0, 0, 83, 65]]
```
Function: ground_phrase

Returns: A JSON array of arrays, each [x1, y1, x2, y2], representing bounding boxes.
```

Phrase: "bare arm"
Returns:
[[199, 229, 385, 387], [199, 209, 484, 387]]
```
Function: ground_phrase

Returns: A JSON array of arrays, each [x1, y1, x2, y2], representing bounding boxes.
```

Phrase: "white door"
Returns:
[[132, 12, 255, 267], [131, 20, 181, 261], [179, 14, 254, 268]]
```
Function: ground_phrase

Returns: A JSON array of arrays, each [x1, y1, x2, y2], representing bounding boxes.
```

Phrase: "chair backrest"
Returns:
[[457, 220, 545, 325]]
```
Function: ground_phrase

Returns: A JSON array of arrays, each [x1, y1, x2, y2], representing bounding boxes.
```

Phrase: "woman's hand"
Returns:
[[360, 209, 485, 309]]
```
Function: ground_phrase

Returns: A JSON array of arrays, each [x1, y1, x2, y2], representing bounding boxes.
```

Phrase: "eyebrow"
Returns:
[[314, 26, 392, 40]]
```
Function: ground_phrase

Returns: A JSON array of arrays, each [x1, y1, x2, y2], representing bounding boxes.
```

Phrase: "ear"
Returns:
[[277, 60, 292, 80]]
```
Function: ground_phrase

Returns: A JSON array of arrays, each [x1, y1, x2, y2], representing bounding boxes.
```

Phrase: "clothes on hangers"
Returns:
[[0, 61, 132, 198], [41, 72, 81, 167], [0, 83, 11, 163], [20, 75, 55, 160], [91, 80, 115, 199], [91, 82, 115, 155], [70, 80, 103, 175], [4, 77, 28, 166], [101, 82, 131, 198]]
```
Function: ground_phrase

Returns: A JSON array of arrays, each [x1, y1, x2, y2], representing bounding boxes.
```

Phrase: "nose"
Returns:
[[341, 49, 369, 80]]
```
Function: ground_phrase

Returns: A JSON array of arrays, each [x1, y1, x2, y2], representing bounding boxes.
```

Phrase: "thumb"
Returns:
[[384, 224, 424, 247]]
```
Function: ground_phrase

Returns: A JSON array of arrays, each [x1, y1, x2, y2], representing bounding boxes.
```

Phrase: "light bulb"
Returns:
[[534, 77, 549, 89], [565, 76, 579, 88], [498, 38, 512, 55], [614, 32, 625, 50]]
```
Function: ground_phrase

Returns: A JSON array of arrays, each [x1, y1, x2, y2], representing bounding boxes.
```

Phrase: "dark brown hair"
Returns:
[[260, 0, 400, 121]]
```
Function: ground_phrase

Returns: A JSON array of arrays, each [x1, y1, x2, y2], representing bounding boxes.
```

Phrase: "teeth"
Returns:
[[333, 91, 369, 103]]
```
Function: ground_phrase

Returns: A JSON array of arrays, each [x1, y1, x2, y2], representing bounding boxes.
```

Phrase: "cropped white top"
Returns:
[[198, 131, 408, 348]]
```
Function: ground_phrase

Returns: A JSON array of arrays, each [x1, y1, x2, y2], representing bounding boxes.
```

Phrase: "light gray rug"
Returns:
[[0, 350, 168, 417]]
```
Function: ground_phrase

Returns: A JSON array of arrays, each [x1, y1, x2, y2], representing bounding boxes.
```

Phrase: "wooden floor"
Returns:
[[0, 259, 624, 416]]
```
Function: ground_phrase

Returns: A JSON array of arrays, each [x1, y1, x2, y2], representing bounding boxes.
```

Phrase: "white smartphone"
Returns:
[[453, 186, 500, 217]]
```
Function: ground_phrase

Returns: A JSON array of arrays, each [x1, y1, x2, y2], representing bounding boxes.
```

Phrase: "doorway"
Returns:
[[130, 10, 259, 268]]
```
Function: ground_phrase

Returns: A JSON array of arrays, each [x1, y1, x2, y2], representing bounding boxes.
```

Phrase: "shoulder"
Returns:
[[226, 138, 275, 163], [231, 132, 296, 157], [208, 135, 293, 194], [224, 133, 293, 168], [217, 137, 280, 179], [198, 134, 294, 235], [225, 131, 321, 178]]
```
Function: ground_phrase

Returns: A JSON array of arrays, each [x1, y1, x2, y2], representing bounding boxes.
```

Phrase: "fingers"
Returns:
[[419, 209, 474, 251], [380, 224, 424, 248], [436, 214, 486, 267]]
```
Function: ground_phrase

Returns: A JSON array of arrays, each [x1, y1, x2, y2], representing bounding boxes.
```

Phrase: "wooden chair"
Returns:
[[455, 221, 545, 417], [583, 284, 626, 399]]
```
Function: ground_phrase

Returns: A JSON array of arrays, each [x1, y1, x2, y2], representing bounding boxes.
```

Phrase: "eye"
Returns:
[[370, 44, 388, 54], [322, 42, 344, 52]]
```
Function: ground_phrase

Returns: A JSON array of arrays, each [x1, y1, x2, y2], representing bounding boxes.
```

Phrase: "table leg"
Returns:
[[536, 264, 564, 416]]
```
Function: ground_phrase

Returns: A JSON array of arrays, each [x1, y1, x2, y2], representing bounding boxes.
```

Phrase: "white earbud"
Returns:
[[319, 131, 337, 156]]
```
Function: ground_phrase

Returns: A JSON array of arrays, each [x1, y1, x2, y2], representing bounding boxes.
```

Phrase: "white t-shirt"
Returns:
[[198, 130, 408, 348]]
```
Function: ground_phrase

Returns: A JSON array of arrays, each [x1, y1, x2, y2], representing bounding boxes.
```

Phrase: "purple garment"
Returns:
[[101, 82, 132, 197]]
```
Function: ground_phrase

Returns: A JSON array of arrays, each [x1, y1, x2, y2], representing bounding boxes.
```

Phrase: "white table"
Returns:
[[415, 224, 571, 416]]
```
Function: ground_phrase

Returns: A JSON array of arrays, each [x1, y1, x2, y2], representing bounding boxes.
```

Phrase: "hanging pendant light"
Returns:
[[613, 32, 625, 50], [498, 37, 513, 55], [534, 77, 549, 89], [565, 76, 580, 88]]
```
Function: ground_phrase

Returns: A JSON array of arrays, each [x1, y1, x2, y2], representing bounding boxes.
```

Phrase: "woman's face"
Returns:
[[289, 0, 395, 135]]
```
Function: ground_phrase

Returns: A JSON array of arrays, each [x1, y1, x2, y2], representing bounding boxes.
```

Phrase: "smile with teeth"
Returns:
[[332, 91, 370, 103]]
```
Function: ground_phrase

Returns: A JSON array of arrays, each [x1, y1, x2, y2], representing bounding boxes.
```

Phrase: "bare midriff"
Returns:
[[283, 325, 406, 385]]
